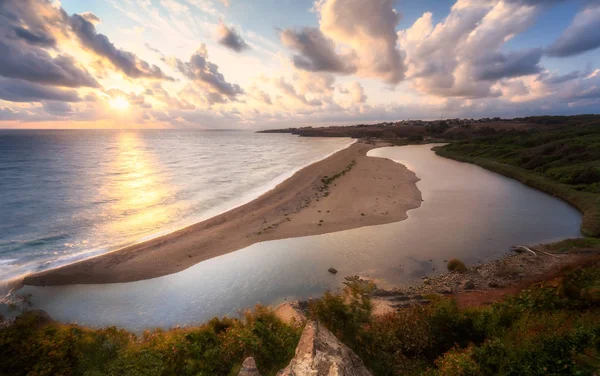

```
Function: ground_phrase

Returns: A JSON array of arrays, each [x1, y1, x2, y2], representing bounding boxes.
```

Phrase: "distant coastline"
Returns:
[[24, 141, 422, 286]]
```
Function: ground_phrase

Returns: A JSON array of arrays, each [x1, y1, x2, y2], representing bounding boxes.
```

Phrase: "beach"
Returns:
[[24, 141, 423, 286]]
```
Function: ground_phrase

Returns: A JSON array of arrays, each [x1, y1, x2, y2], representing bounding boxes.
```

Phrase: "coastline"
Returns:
[[24, 140, 423, 286]]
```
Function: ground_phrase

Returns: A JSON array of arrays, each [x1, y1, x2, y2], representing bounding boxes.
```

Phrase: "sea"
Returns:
[[0, 130, 353, 287]]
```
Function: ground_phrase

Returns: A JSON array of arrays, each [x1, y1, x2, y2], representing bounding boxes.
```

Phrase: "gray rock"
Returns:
[[277, 321, 372, 376], [238, 357, 261, 376]]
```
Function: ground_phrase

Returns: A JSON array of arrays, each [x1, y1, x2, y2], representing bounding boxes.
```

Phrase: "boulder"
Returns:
[[277, 321, 372, 376], [328, 268, 338, 274], [238, 357, 261, 376]]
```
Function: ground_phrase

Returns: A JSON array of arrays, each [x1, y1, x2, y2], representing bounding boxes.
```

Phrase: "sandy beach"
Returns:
[[24, 141, 422, 286]]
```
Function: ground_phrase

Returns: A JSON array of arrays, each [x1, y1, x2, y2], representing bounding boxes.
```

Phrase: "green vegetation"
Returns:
[[436, 120, 600, 237], [2, 264, 600, 375], [0, 306, 301, 376], [309, 265, 600, 376], [318, 159, 357, 197], [447, 259, 467, 273], [542, 237, 600, 253]]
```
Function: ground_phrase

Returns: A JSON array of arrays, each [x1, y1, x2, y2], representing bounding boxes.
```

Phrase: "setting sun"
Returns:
[[108, 97, 130, 111]]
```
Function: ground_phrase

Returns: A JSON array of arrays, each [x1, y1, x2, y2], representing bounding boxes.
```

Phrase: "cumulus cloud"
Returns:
[[172, 45, 244, 98], [540, 70, 583, 85], [69, 14, 172, 80], [401, 0, 546, 98], [0, 78, 81, 103], [546, 3, 600, 57], [315, 0, 406, 84], [217, 22, 249, 52], [280, 27, 356, 74]]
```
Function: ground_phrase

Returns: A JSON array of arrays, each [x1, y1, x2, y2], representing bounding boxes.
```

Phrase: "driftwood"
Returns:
[[511, 245, 537, 256]]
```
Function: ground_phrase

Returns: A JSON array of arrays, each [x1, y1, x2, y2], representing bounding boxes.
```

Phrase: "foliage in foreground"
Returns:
[[0, 305, 301, 376], [310, 265, 600, 376], [2, 265, 600, 376]]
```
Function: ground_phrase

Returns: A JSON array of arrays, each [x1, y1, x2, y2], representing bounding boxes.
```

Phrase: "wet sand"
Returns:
[[24, 141, 422, 286]]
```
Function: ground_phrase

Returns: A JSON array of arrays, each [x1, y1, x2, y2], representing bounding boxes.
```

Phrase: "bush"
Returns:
[[447, 259, 467, 273]]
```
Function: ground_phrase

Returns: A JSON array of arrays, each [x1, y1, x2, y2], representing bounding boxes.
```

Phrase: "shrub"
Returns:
[[447, 259, 467, 273]]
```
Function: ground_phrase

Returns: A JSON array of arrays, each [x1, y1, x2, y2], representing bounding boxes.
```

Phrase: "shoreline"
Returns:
[[24, 141, 423, 286], [1, 138, 356, 296]]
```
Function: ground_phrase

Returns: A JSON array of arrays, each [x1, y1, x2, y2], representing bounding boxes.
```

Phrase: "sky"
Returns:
[[0, 0, 599, 129]]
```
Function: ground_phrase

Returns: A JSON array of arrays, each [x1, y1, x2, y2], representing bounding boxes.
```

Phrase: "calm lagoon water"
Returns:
[[0, 130, 352, 286], [9, 144, 582, 331]]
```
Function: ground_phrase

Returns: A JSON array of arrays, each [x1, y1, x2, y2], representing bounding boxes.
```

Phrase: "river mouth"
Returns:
[[3, 144, 582, 331]]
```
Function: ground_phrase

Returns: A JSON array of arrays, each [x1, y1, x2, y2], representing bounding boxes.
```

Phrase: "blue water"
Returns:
[[0, 130, 352, 285]]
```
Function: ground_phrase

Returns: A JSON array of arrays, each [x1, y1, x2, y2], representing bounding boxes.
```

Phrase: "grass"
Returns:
[[542, 238, 600, 253], [434, 121, 600, 237]]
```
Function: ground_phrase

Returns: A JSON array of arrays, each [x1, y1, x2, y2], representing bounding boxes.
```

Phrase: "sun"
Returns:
[[108, 97, 130, 111]]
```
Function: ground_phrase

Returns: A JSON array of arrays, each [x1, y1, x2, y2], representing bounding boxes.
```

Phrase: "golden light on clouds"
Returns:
[[109, 97, 130, 111]]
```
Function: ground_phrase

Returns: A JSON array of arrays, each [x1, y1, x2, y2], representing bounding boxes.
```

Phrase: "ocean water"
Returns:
[[0, 130, 352, 286]]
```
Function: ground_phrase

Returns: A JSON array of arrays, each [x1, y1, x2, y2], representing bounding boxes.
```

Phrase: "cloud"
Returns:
[[315, 0, 406, 84], [275, 77, 322, 106], [69, 14, 172, 80], [540, 70, 583, 85], [172, 45, 244, 98], [13, 27, 57, 47], [0, 39, 99, 88], [401, 0, 545, 98], [280, 27, 356, 74], [217, 22, 250, 52], [546, 3, 600, 57], [0, 78, 81, 103], [473, 48, 543, 80], [0, 1, 99, 88], [348, 82, 367, 103]]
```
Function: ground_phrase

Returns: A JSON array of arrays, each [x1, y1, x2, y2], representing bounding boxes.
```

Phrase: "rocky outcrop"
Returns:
[[277, 321, 372, 376], [238, 357, 261, 376]]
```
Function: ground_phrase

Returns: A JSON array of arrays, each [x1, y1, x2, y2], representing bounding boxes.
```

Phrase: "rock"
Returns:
[[461, 279, 475, 290], [238, 357, 261, 376], [277, 321, 372, 376], [437, 285, 452, 295], [488, 281, 500, 288], [328, 268, 338, 274]]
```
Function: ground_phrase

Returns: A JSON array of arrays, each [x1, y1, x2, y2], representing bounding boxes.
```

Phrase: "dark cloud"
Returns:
[[43, 101, 74, 115], [0, 39, 99, 88], [69, 14, 172, 80], [280, 27, 356, 74], [474, 49, 543, 81], [13, 27, 56, 47], [173, 46, 244, 98], [541, 70, 583, 85], [217, 22, 250, 52], [546, 3, 600, 57], [0, 78, 81, 103], [0, 1, 98, 88]]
